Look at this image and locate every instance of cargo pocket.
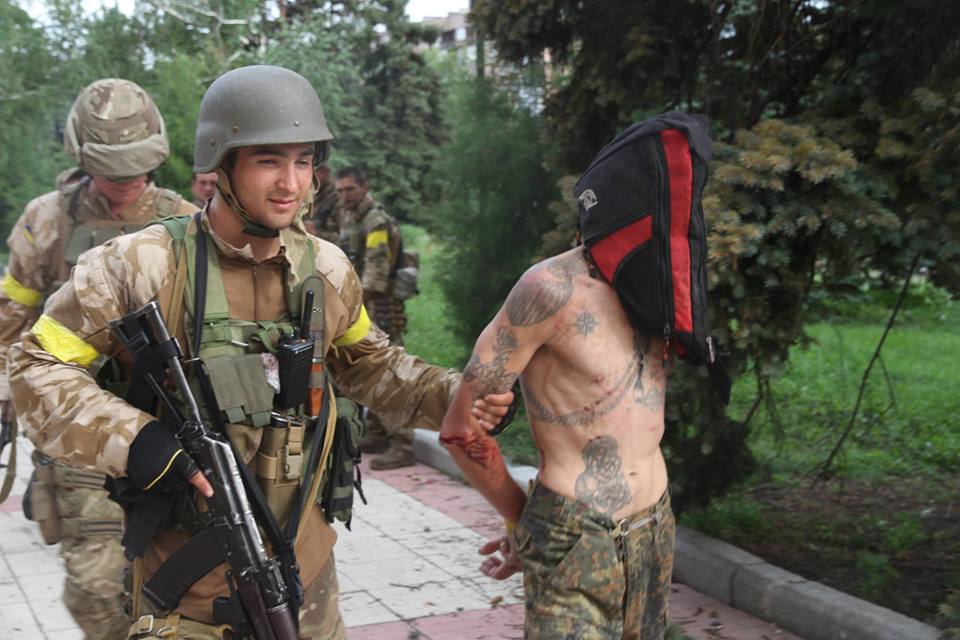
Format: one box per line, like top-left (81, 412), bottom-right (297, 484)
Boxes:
top-left (29, 456), bottom-right (61, 544)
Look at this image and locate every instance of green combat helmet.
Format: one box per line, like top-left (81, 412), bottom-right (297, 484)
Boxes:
top-left (194, 65), bottom-right (334, 238)
top-left (63, 78), bottom-right (169, 179)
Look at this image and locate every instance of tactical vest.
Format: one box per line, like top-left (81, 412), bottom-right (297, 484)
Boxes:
top-left (159, 215), bottom-right (326, 527)
top-left (61, 177), bottom-right (183, 269)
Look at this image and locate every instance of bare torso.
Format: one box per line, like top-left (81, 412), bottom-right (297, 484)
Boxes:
top-left (506, 247), bottom-right (669, 519)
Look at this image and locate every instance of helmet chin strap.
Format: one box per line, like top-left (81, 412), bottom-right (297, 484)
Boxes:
top-left (215, 168), bottom-right (279, 238)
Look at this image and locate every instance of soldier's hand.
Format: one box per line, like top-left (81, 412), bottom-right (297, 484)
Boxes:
top-left (128, 421), bottom-right (212, 497)
top-left (471, 388), bottom-right (515, 432)
top-left (478, 533), bottom-right (522, 580)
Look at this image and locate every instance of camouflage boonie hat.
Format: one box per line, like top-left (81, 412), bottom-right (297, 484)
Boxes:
top-left (64, 78), bottom-right (169, 178)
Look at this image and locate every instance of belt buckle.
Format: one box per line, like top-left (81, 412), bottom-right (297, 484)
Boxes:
top-left (135, 614), bottom-right (155, 634)
top-left (611, 519), bottom-right (628, 537)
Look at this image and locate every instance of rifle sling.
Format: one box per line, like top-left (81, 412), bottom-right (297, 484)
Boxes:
top-left (142, 526), bottom-right (225, 611)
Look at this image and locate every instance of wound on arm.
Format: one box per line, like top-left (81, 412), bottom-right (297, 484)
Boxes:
top-left (439, 431), bottom-right (502, 468)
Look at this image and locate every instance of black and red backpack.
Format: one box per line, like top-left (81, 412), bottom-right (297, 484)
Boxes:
top-left (575, 112), bottom-right (731, 403)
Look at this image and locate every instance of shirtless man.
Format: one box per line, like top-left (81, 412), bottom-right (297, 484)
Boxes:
top-left (440, 245), bottom-right (674, 639)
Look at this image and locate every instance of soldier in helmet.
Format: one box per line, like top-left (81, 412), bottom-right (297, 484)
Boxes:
top-left (0, 78), bottom-right (196, 640)
top-left (336, 166), bottom-right (415, 469)
top-left (10, 65), bottom-right (512, 639)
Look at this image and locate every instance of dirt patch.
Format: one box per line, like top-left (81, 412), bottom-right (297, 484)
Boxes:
top-left (713, 476), bottom-right (960, 624)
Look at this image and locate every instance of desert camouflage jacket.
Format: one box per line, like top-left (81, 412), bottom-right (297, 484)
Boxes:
top-left (0, 174), bottom-right (195, 399)
top-left (8, 210), bottom-right (458, 620)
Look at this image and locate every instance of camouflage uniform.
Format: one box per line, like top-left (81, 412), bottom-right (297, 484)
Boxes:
top-left (9, 213), bottom-right (458, 638)
top-left (0, 79), bottom-right (195, 640)
top-left (514, 482), bottom-right (675, 640)
top-left (340, 196), bottom-right (412, 465)
top-left (304, 180), bottom-right (342, 245)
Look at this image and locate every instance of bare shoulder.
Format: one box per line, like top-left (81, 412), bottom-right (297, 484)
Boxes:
top-left (503, 247), bottom-right (590, 327)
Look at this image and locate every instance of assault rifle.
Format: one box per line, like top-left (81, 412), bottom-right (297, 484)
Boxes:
top-left (110, 301), bottom-right (298, 640)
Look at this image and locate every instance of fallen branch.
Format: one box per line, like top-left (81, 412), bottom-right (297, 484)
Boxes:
top-left (811, 254), bottom-right (920, 487)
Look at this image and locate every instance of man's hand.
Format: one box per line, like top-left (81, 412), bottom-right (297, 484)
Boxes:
top-left (470, 389), bottom-right (514, 431)
top-left (128, 421), bottom-right (213, 497)
top-left (479, 533), bottom-right (522, 580)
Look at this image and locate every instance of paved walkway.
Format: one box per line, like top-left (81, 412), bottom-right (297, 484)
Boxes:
top-left (0, 435), bottom-right (801, 639)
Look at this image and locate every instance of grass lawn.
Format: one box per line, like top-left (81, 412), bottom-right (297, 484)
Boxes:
top-left (401, 224), bottom-right (959, 624)
top-left (683, 290), bottom-right (960, 624)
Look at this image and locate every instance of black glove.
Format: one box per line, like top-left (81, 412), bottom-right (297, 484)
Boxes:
top-left (127, 421), bottom-right (199, 492)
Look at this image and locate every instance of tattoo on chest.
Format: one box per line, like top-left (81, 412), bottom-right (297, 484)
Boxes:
top-left (463, 327), bottom-right (519, 398)
top-left (523, 331), bottom-right (666, 427)
top-left (504, 253), bottom-right (589, 327)
top-left (574, 310), bottom-right (598, 336)
top-left (574, 436), bottom-right (632, 516)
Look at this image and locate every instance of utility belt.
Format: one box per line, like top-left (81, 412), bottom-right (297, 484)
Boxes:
top-left (26, 451), bottom-right (122, 545)
top-left (127, 613), bottom-right (238, 639)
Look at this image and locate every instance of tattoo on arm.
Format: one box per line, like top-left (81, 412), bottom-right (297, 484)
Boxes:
top-left (574, 436), bottom-right (631, 516)
top-left (504, 253), bottom-right (588, 327)
top-left (463, 327), bottom-right (519, 399)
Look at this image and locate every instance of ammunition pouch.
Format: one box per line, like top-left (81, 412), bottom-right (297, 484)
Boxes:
top-left (204, 354), bottom-right (277, 428)
top-left (27, 453), bottom-right (61, 544)
top-left (321, 396), bottom-right (366, 526)
top-left (255, 413), bottom-right (308, 526)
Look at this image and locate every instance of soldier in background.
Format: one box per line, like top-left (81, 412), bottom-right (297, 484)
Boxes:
top-left (0, 79), bottom-right (196, 640)
top-left (190, 171), bottom-right (218, 207)
top-left (303, 163), bottom-right (341, 244)
top-left (336, 167), bottom-right (414, 469)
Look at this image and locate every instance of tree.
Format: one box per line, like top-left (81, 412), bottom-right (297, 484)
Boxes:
top-left (417, 72), bottom-right (559, 340)
top-left (0, 0), bottom-right (70, 241)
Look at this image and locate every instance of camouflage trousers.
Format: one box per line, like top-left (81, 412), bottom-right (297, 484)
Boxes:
top-left (36, 457), bottom-right (128, 640)
top-left (362, 316), bottom-right (411, 446)
top-left (514, 482), bottom-right (675, 640)
top-left (129, 554), bottom-right (346, 639)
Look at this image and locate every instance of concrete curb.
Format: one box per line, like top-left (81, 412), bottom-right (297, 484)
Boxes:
top-left (412, 429), bottom-right (941, 640)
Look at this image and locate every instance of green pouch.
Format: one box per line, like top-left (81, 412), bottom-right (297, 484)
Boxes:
top-left (205, 354), bottom-right (275, 426)
top-left (319, 396), bottom-right (366, 526)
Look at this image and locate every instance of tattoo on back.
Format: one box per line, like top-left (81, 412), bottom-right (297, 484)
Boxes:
top-left (574, 436), bottom-right (631, 516)
top-left (504, 252), bottom-right (588, 327)
top-left (463, 327), bottom-right (519, 399)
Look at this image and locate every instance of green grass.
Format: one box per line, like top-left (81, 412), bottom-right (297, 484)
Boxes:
top-left (728, 317), bottom-right (960, 480)
top-left (401, 224), bottom-right (471, 369)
